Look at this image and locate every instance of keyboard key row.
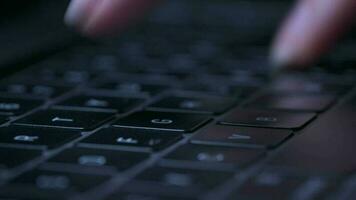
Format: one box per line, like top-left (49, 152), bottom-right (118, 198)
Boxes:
top-left (9, 105), bottom-right (317, 133)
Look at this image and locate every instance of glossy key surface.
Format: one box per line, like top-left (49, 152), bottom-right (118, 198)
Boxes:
top-left (14, 109), bottom-right (114, 130)
top-left (122, 166), bottom-right (233, 198)
top-left (55, 94), bottom-right (144, 113)
top-left (113, 111), bottom-right (210, 132)
top-left (0, 147), bottom-right (41, 170)
top-left (148, 95), bottom-right (235, 114)
top-left (164, 144), bottom-right (265, 168)
top-left (220, 108), bottom-right (316, 129)
top-left (0, 126), bottom-right (81, 149)
top-left (47, 147), bottom-right (149, 171)
top-left (0, 97), bottom-right (43, 115)
top-left (191, 125), bottom-right (292, 148)
top-left (80, 128), bottom-right (182, 150)
top-left (246, 94), bottom-right (335, 112)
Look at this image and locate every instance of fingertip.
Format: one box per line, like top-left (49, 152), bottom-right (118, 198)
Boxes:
top-left (80, 0), bottom-right (159, 38)
top-left (270, 0), bottom-right (356, 71)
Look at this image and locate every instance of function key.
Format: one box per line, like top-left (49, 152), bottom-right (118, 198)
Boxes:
top-left (55, 94), bottom-right (145, 113)
top-left (219, 108), bottom-right (316, 129)
top-left (113, 111), bottom-right (211, 133)
top-left (0, 147), bottom-right (41, 170)
top-left (14, 109), bottom-right (114, 130)
top-left (246, 94), bottom-right (336, 112)
top-left (147, 95), bottom-right (235, 114)
top-left (0, 126), bottom-right (81, 149)
top-left (191, 125), bottom-right (292, 149)
top-left (46, 147), bottom-right (149, 172)
top-left (80, 128), bottom-right (182, 151)
top-left (164, 144), bottom-right (264, 169)
top-left (0, 97), bottom-right (43, 116)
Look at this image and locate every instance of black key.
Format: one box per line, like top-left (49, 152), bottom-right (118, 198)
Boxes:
top-left (228, 85), bottom-right (261, 98)
top-left (246, 94), bottom-right (336, 112)
top-left (0, 83), bottom-right (71, 98)
top-left (80, 128), bottom-right (182, 150)
top-left (0, 97), bottom-right (43, 115)
top-left (270, 76), bottom-right (353, 95)
top-left (98, 81), bottom-right (168, 96)
top-left (14, 109), bottom-right (114, 130)
top-left (0, 115), bottom-right (9, 124)
top-left (55, 94), bottom-right (144, 113)
top-left (0, 126), bottom-right (81, 149)
top-left (37, 69), bottom-right (94, 84)
top-left (164, 144), bottom-right (264, 168)
top-left (0, 147), bottom-right (41, 170)
top-left (147, 95), bottom-right (235, 114)
top-left (113, 111), bottom-right (211, 132)
top-left (8, 169), bottom-right (109, 193)
top-left (180, 83), bottom-right (232, 96)
top-left (122, 167), bottom-right (232, 198)
top-left (220, 108), bottom-right (316, 129)
top-left (191, 125), bottom-right (292, 149)
top-left (107, 192), bottom-right (195, 200)
top-left (47, 147), bottom-right (148, 171)
top-left (0, 186), bottom-right (70, 200)
top-left (228, 171), bottom-right (328, 200)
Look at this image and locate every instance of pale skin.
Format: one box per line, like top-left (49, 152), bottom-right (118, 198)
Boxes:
top-left (64, 0), bottom-right (356, 70)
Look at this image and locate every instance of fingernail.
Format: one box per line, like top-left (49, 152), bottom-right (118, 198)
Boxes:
top-left (64, 0), bottom-right (93, 27)
top-left (270, 1), bottom-right (311, 70)
top-left (270, 43), bottom-right (296, 71)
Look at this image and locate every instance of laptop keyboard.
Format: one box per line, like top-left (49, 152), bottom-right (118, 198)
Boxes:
top-left (0, 1), bottom-right (356, 200)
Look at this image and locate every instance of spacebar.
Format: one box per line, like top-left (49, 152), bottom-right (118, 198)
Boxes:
top-left (268, 94), bottom-right (356, 174)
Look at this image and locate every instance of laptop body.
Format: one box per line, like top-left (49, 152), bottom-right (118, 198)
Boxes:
top-left (0, 0), bottom-right (355, 199)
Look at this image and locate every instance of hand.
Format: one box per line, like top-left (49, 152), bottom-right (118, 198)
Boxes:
top-left (64, 0), bottom-right (356, 69)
